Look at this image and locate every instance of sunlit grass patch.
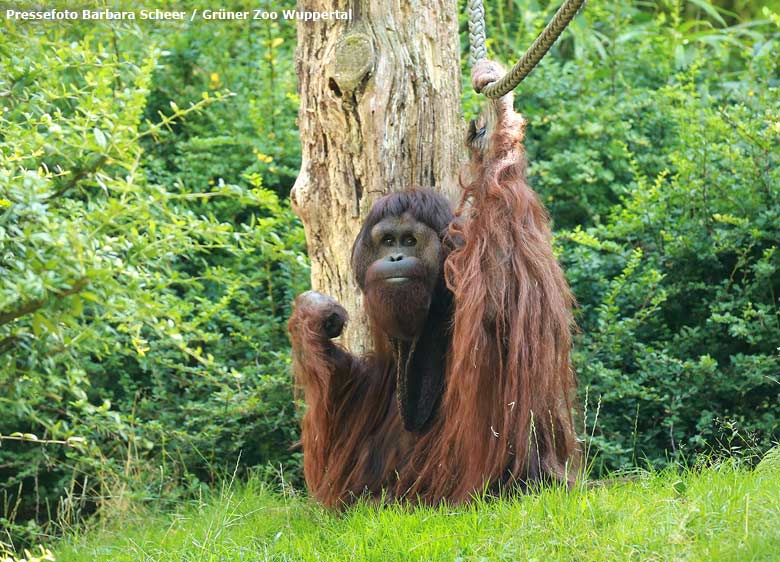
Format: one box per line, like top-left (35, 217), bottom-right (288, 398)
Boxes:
top-left (55, 458), bottom-right (780, 561)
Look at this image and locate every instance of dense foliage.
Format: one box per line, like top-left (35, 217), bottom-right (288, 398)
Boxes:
top-left (0, 6), bottom-right (306, 549)
top-left (1, 0), bottom-right (778, 552)
top-left (516, 1), bottom-right (780, 473)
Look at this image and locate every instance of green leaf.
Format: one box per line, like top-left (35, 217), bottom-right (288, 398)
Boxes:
top-left (93, 127), bottom-right (107, 148)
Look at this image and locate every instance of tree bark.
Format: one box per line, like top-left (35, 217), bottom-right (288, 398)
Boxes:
top-left (292, 0), bottom-right (465, 353)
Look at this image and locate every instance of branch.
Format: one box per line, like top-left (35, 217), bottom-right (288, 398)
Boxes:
top-left (0, 432), bottom-right (86, 448)
top-left (0, 278), bottom-right (89, 326)
top-left (47, 155), bottom-right (108, 200)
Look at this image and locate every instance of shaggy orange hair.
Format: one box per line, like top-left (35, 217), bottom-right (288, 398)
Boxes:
top-left (289, 60), bottom-right (578, 507)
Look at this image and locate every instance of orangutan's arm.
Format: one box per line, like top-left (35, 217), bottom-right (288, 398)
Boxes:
top-left (288, 290), bottom-right (355, 396)
top-left (437, 60), bottom-right (579, 497)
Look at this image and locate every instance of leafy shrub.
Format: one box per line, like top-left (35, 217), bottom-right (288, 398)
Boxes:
top-left (512, 3), bottom-right (780, 472)
top-left (0, 17), bottom-right (306, 547)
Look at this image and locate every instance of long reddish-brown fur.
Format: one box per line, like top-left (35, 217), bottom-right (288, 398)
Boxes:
top-left (289, 60), bottom-right (578, 508)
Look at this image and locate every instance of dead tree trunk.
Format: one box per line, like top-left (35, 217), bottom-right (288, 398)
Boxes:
top-left (292, 0), bottom-right (465, 352)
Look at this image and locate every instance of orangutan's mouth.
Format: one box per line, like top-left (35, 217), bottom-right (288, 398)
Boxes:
top-left (384, 276), bottom-right (411, 283)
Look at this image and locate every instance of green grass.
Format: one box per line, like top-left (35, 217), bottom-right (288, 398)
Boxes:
top-left (55, 460), bottom-right (780, 561)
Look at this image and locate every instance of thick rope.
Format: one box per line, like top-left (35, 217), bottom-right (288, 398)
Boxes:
top-left (467, 0), bottom-right (587, 98)
top-left (467, 0), bottom-right (487, 66)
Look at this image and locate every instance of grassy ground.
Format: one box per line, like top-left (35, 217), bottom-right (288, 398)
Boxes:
top-left (55, 460), bottom-right (780, 562)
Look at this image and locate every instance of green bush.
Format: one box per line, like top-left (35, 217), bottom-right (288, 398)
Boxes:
top-left (0, 17), bottom-right (306, 547)
top-left (510, 3), bottom-right (780, 472)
